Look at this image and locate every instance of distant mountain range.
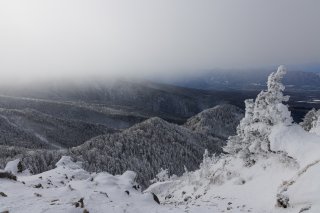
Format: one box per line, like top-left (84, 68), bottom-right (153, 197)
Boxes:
top-left (168, 70), bottom-right (320, 91)
top-left (0, 108), bottom-right (113, 149)
top-left (0, 79), bottom-right (318, 150)
top-left (0, 80), bottom-right (252, 150)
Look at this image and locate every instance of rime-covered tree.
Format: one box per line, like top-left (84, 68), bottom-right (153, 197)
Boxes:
top-left (224, 99), bottom-right (254, 158)
top-left (224, 66), bottom-right (293, 160)
top-left (310, 114), bottom-right (320, 135)
top-left (300, 108), bottom-right (320, 132)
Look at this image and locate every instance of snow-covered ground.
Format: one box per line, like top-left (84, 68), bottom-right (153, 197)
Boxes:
top-left (0, 156), bottom-right (165, 213)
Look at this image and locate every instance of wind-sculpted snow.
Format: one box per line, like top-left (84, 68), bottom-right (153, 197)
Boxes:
top-left (270, 124), bottom-right (320, 167)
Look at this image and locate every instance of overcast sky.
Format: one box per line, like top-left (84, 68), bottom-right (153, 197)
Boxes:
top-left (0, 0), bottom-right (319, 83)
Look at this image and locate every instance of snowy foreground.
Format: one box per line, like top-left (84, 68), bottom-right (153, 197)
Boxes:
top-left (0, 156), bottom-right (165, 213)
top-left (1, 124), bottom-right (320, 213)
top-left (1, 66), bottom-right (320, 213)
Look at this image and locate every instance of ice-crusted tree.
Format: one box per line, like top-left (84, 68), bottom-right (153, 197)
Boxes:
top-left (150, 168), bottom-right (170, 183)
top-left (300, 108), bottom-right (320, 131)
top-left (224, 66), bottom-right (293, 160)
top-left (224, 99), bottom-right (255, 158)
top-left (310, 115), bottom-right (320, 135)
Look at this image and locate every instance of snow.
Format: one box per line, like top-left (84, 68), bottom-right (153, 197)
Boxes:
top-left (146, 122), bottom-right (320, 212)
top-left (280, 162), bottom-right (320, 212)
top-left (3, 151), bottom-right (317, 213)
top-left (4, 159), bottom-right (21, 175)
top-left (146, 154), bottom-right (300, 212)
top-left (270, 124), bottom-right (320, 167)
top-left (0, 156), bottom-right (164, 213)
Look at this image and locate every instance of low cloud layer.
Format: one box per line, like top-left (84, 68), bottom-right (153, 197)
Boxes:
top-left (0, 0), bottom-right (319, 83)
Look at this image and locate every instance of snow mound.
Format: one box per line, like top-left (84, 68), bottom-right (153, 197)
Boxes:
top-left (4, 159), bottom-right (22, 175)
top-left (270, 124), bottom-right (320, 167)
top-left (55, 156), bottom-right (83, 170)
top-left (0, 157), bottom-right (162, 213)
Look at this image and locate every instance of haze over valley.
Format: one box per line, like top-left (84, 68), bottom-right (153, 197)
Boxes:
top-left (1, 1), bottom-right (320, 213)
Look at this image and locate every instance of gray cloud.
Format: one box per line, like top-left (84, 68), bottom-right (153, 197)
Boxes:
top-left (0, 0), bottom-right (319, 83)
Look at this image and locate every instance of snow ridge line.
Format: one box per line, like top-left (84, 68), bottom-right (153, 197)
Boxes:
top-left (279, 159), bottom-right (320, 193)
top-left (277, 158), bottom-right (320, 210)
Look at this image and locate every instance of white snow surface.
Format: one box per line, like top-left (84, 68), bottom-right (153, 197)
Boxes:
top-left (0, 156), bottom-right (163, 213)
top-left (270, 124), bottom-right (320, 167)
top-left (4, 159), bottom-right (21, 175)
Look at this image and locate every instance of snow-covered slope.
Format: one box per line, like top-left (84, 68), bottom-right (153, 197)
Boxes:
top-left (184, 104), bottom-right (244, 139)
top-left (0, 104), bottom-right (242, 185)
top-left (70, 117), bottom-right (225, 187)
top-left (0, 157), bottom-right (163, 213)
top-left (147, 122), bottom-right (320, 212)
top-left (0, 108), bottom-right (111, 149)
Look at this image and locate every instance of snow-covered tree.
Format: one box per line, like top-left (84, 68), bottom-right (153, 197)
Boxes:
top-left (224, 66), bottom-right (293, 160)
top-left (310, 115), bottom-right (320, 135)
top-left (150, 168), bottom-right (170, 183)
top-left (300, 108), bottom-right (320, 132)
top-left (224, 99), bottom-right (254, 158)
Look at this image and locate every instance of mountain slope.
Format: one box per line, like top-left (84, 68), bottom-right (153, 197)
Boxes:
top-left (0, 104), bottom-right (242, 186)
top-left (0, 95), bottom-right (147, 129)
top-left (184, 104), bottom-right (244, 139)
top-left (0, 108), bottom-right (114, 149)
top-left (0, 80), bottom-right (235, 123)
top-left (70, 117), bottom-right (225, 187)
top-left (0, 114), bottom-right (48, 149)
